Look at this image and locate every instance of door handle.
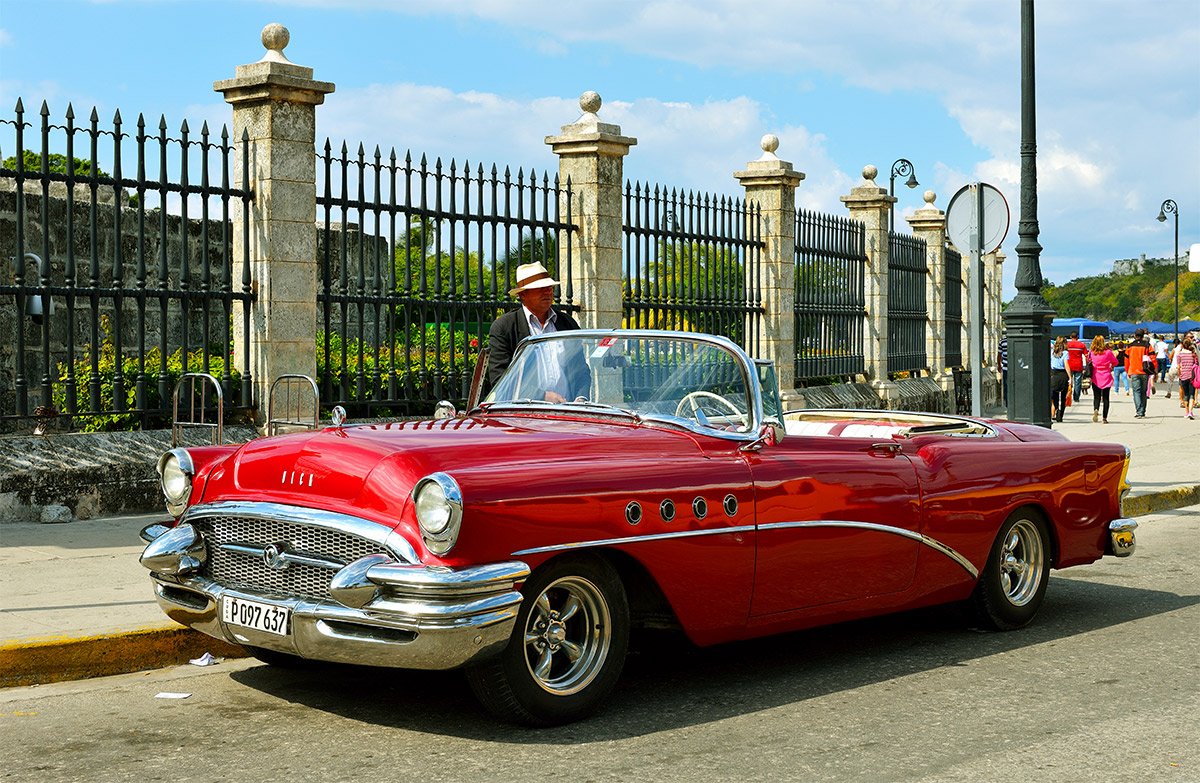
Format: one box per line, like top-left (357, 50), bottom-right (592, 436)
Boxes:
top-left (869, 442), bottom-right (901, 456)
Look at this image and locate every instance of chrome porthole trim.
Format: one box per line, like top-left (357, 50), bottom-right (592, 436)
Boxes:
top-left (659, 499), bottom-right (676, 523)
top-left (692, 497), bottom-right (708, 520)
top-left (723, 494), bottom-right (738, 517)
top-left (758, 519), bottom-right (979, 579)
top-left (625, 501), bottom-right (643, 526)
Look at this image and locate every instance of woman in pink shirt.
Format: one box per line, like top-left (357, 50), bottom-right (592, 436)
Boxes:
top-left (1175, 336), bottom-right (1199, 420)
top-left (1088, 335), bottom-right (1118, 423)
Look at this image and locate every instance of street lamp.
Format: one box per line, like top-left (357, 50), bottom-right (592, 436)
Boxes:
top-left (889, 158), bottom-right (919, 233)
top-left (1156, 198), bottom-right (1179, 340)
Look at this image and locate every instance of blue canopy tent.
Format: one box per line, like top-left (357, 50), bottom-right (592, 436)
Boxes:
top-left (1106, 321), bottom-right (1137, 335)
top-left (1137, 321), bottom-right (1173, 334)
top-left (1176, 319), bottom-right (1200, 333)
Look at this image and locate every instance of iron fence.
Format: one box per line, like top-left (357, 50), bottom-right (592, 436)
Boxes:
top-left (317, 143), bottom-right (575, 415)
top-left (944, 244), bottom-right (964, 368)
top-left (794, 208), bottom-right (867, 381)
top-left (0, 99), bottom-right (254, 431)
top-left (621, 182), bottom-right (763, 355)
top-left (887, 232), bottom-right (929, 375)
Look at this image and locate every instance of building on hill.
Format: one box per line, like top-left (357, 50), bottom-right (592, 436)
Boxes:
top-left (1112, 253), bottom-right (1179, 276)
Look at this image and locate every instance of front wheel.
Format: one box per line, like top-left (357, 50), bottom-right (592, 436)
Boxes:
top-left (971, 512), bottom-right (1051, 630)
top-left (466, 555), bottom-right (629, 726)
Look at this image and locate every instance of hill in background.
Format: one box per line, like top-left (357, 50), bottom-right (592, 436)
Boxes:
top-left (1031, 254), bottom-right (1198, 322)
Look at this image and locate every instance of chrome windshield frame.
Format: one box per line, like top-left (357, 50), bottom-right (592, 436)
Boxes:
top-left (475, 329), bottom-right (768, 443)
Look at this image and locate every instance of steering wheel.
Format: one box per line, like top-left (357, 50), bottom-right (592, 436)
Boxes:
top-left (675, 391), bottom-right (747, 427)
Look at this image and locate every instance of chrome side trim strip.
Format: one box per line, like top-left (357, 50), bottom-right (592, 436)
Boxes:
top-left (511, 524), bottom-right (758, 557)
top-left (509, 518), bottom-right (978, 580)
top-left (758, 520), bottom-right (979, 579)
top-left (184, 501), bottom-right (420, 565)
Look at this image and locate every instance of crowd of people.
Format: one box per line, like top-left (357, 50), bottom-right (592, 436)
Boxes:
top-left (1050, 328), bottom-right (1200, 423)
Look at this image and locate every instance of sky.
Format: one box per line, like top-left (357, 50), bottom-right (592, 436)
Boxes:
top-left (1, 0), bottom-right (1198, 302)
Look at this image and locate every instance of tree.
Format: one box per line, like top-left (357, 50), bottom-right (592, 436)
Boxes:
top-left (2, 150), bottom-right (108, 178)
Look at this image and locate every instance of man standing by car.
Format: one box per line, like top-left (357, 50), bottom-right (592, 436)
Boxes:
top-left (487, 262), bottom-right (582, 398)
top-left (1066, 332), bottom-right (1089, 403)
top-left (1126, 328), bottom-right (1154, 419)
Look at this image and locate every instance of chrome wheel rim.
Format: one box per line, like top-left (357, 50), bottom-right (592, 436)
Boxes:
top-left (523, 575), bottom-right (611, 696)
top-left (999, 519), bottom-right (1045, 606)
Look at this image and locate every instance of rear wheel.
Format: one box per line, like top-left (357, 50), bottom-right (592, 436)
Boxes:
top-left (972, 511), bottom-right (1051, 630)
top-left (467, 555), bottom-right (629, 726)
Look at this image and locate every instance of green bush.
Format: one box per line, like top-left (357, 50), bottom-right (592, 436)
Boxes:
top-left (54, 342), bottom-right (241, 432)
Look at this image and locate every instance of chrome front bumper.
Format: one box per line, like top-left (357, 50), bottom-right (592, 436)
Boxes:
top-left (141, 523), bottom-right (529, 670)
top-left (1108, 518), bottom-right (1137, 557)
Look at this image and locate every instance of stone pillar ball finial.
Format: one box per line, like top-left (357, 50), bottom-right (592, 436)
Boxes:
top-left (862, 164), bottom-right (878, 183)
top-left (924, 190), bottom-right (936, 206)
top-left (579, 91), bottom-right (602, 114)
top-left (259, 23), bottom-right (292, 64)
top-left (757, 134), bottom-right (781, 162)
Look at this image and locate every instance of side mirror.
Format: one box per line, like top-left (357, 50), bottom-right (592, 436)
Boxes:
top-left (741, 417), bottom-right (785, 452)
top-left (433, 400), bottom-right (457, 420)
top-left (762, 417), bottom-right (785, 446)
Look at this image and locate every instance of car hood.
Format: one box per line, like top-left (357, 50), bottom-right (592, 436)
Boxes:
top-left (197, 414), bottom-right (713, 528)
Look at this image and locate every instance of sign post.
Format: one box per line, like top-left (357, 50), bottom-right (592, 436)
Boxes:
top-left (946, 183), bottom-right (1010, 416)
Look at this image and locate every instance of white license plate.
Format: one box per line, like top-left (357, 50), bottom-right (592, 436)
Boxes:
top-left (222, 596), bottom-right (290, 636)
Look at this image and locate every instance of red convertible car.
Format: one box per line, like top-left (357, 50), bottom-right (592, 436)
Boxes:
top-left (141, 330), bottom-right (1137, 725)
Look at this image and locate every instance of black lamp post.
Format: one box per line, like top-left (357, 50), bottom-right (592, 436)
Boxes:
top-left (889, 158), bottom-right (919, 233)
top-left (1002, 0), bottom-right (1056, 428)
top-left (1156, 199), bottom-right (1179, 340)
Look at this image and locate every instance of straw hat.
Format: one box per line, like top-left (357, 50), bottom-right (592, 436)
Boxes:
top-left (508, 262), bottom-right (560, 296)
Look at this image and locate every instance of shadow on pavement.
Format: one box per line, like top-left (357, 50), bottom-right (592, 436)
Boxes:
top-left (228, 577), bottom-right (1198, 742)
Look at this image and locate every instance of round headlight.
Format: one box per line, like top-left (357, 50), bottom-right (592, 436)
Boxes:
top-left (157, 449), bottom-right (194, 516)
top-left (413, 472), bottom-right (463, 555)
top-left (415, 481), bottom-right (451, 534)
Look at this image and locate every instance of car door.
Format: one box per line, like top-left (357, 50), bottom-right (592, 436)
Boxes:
top-left (746, 429), bottom-right (923, 617)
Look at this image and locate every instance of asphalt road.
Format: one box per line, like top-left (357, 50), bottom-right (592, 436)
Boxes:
top-left (3, 505), bottom-right (1198, 783)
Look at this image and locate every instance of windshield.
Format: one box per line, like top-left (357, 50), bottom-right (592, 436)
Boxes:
top-left (484, 332), bottom-right (760, 434)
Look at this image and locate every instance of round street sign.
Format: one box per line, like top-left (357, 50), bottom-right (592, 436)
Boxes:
top-left (946, 183), bottom-right (1010, 254)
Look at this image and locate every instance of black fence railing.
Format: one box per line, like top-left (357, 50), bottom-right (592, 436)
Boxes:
top-left (0, 99), bottom-right (255, 432)
top-left (621, 183), bottom-right (763, 355)
top-left (794, 208), bottom-right (867, 381)
top-left (887, 232), bottom-right (929, 375)
top-left (316, 144), bottom-right (575, 415)
top-left (944, 244), bottom-right (964, 368)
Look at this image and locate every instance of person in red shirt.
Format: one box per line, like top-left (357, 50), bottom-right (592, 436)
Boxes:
top-left (1125, 328), bottom-right (1154, 418)
top-left (1065, 333), bottom-right (1089, 403)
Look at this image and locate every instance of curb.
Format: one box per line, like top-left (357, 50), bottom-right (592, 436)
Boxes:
top-left (1124, 484), bottom-right (1200, 518)
top-left (0, 625), bottom-right (247, 688)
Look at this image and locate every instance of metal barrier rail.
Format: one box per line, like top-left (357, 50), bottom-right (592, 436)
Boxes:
top-left (316, 146), bottom-right (576, 416)
top-left (621, 182), bottom-right (764, 355)
top-left (0, 99), bottom-right (255, 428)
top-left (794, 208), bottom-right (868, 381)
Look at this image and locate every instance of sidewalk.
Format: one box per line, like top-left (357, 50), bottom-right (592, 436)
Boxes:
top-left (2, 388), bottom-right (1198, 687)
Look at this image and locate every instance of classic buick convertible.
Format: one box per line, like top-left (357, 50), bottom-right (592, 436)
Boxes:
top-left (141, 330), bottom-right (1137, 725)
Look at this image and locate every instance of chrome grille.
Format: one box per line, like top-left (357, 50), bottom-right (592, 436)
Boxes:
top-left (193, 514), bottom-right (389, 600)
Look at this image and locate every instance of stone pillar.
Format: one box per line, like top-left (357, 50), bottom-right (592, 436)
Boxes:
top-left (546, 92), bottom-right (636, 329)
top-left (734, 135), bottom-right (804, 403)
top-left (214, 24), bottom-right (334, 423)
top-left (840, 166), bottom-right (897, 401)
top-left (906, 190), bottom-right (949, 386)
top-left (988, 249), bottom-right (1006, 403)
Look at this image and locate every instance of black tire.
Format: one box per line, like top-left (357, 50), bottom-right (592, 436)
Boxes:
top-left (972, 511), bottom-right (1051, 630)
top-left (466, 555), bottom-right (630, 726)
